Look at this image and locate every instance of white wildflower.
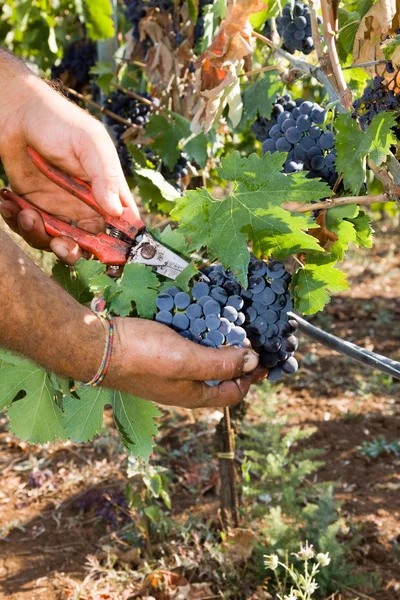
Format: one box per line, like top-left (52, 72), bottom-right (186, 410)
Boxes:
top-left (304, 580), bottom-right (319, 595)
top-left (292, 541), bottom-right (315, 561)
top-left (264, 553), bottom-right (279, 570)
top-left (316, 552), bottom-right (331, 567)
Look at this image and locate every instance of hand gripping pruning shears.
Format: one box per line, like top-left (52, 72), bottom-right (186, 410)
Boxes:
top-left (0, 147), bottom-right (188, 280)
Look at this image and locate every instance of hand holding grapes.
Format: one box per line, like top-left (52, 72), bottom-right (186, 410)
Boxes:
top-left (0, 50), bottom-right (137, 265)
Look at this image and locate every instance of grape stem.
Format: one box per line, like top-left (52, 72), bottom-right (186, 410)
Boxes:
top-left (282, 193), bottom-right (388, 213)
top-left (57, 82), bottom-right (139, 129)
top-left (111, 83), bottom-right (157, 108)
top-left (309, 0), bottom-right (325, 65)
top-left (320, 0), bottom-right (352, 109)
top-left (252, 30), bottom-right (345, 110)
top-left (239, 64), bottom-right (283, 78)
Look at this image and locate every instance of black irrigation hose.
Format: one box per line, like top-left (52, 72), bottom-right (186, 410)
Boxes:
top-left (288, 312), bottom-right (400, 380)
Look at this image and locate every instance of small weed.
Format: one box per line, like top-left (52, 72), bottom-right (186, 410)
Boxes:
top-left (358, 436), bottom-right (400, 458)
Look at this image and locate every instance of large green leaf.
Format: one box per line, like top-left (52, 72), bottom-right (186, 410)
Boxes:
top-left (335, 113), bottom-right (397, 194)
top-left (291, 254), bottom-right (349, 314)
top-left (52, 260), bottom-right (105, 303)
top-left (0, 354), bottom-right (66, 443)
top-left (111, 391), bottom-right (161, 461)
top-left (83, 0), bottom-right (115, 40)
top-left (171, 151), bottom-right (328, 286)
top-left (63, 387), bottom-right (113, 443)
top-left (242, 74), bottom-right (282, 122)
top-left (107, 263), bottom-right (160, 318)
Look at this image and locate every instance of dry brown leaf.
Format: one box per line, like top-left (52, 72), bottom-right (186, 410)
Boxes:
top-left (353, 0), bottom-right (400, 82)
top-left (221, 527), bottom-right (258, 564)
top-left (190, 0), bottom-right (265, 133)
top-left (308, 210), bottom-right (338, 248)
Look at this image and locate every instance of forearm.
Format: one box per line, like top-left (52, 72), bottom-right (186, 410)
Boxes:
top-left (0, 227), bottom-right (104, 382)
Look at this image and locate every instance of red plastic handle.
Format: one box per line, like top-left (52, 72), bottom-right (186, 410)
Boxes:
top-left (0, 188), bottom-right (131, 265)
top-left (27, 147), bottom-right (145, 240)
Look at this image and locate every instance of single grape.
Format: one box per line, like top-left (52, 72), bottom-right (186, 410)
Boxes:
top-left (248, 275), bottom-right (266, 294)
top-left (309, 126), bottom-right (322, 139)
top-left (172, 313), bottom-right (190, 331)
top-left (276, 137), bottom-right (292, 152)
top-left (244, 306), bottom-right (257, 323)
top-left (250, 316), bottom-right (268, 335)
top-left (200, 338), bottom-right (217, 348)
top-left (281, 356), bottom-right (299, 374)
top-left (282, 334), bottom-right (299, 353)
top-left (174, 292), bottom-right (191, 309)
top-left (271, 279), bottom-right (288, 294)
top-left (210, 286), bottom-right (228, 304)
top-left (205, 314), bottom-right (221, 330)
top-left (186, 303), bottom-right (203, 319)
top-left (226, 326), bottom-right (247, 345)
top-left (203, 299), bottom-right (222, 317)
top-left (227, 295), bottom-right (244, 310)
top-left (311, 155), bottom-right (325, 170)
top-left (235, 312), bottom-right (246, 326)
top-left (207, 329), bottom-right (225, 346)
top-left (223, 306), bottom-right (238, 322)
top-left (281, 118), bottom-right (296, 133)
top-left (285, 126), bottom-right (302, 144)
top-left (191, 317), bottom-right (207, 334)
top-left (269, 124), bottom-right (283, 139)
top-left (156, 293), bottom-right (174, 311)
top-left (268, 365), bottom-right (282, 382)
top-left (156, 310), bottom-right (173, 326)
top-left (319, 132), bottom-right (335, 150)
top-left (165, 286), bottom-right (180, 297)
top-left (218, 317), bottom-right (232, 336)
top-left (260, 351), bottom-right (279, 368)
top-left (192, 281), bottom-right (210, 299)
top-left (296, 114), bottom-right (312, 132)
top-left (262, 139), bottom-right (277, 154)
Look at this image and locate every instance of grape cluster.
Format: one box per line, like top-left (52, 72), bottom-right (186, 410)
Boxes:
top-left (353, 76), bottom-right (400, 132)
top-left (155, 259), bottom-right (299, 384)
top-left (104, 90), bottom-right (153, 177)
top-left (253, 95), bottom-right (338, 188)
top-left (276, 2), bottom-right (316, 55)
top-left (51, 39), bottom-right (97, 91)
top-left (145, 149), bottom-right (190, 194)
top-left (124, 0), bottom-right (174, 43)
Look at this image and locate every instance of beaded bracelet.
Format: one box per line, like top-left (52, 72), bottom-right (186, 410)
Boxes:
top-left (81, 296), bottom-right (114, 388)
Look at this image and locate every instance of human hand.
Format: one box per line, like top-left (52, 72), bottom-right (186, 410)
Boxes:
top-left (0, 58), bottom-right (136, 265)
top-left (104, 318), bottom-right (267, 407)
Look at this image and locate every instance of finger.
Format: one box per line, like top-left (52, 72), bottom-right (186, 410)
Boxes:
top-left (50, 236), bottom-right (83, 265)
top-left (17, 209), bottom-right (53, 250)
top-left (0, 199), bottom-right (23, 232)
top-left (171, 342), bottom-right (260, 382)
top-left (119, 172), bottom-right (140, 216)
top-left (76, 216), bottom-right (105, 234)
top-left (74, 125), bottom-right (125, 218)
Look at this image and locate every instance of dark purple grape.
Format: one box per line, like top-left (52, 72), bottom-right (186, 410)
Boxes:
top-left (156, 293), bottom-right (174, 311)
top-left (156, 310), bottom-right (173, 325)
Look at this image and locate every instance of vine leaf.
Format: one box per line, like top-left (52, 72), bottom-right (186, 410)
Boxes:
top-left (83, 0), bottom-right (115, 40)
top-left (325, 205), bottom-right (373, 259)
top-left (147, 115), bottom-right (186, 170)
top-left (111, 391), bottom-right (161, 461)
top-left (63, 387), bottom-right (113, 443)
top-left (53, 260), bottom-right (104, 304)
top-left (242, 74), bottom-right (282, 122)
top-left (107, 263), bottom-right (160, 318)
top-left (335, 112), bottom-right (397, 194)
top-left (291, 255), bottom-right (349, 315)
top-left (0, 353), bottom-right (66, 443)
top-left (171, 151), bottom-right (328, 286)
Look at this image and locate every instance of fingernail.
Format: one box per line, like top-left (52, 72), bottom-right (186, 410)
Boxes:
top-left (0, 207), bottom-right (13, 220)
top-left (19, 214), bottom-right (34, 231)
top-left (243, 350), bottom-right (259, 372)
top-left (109, 193), bottom-right (122, 216)
top-left (52, 244), bottom-right (69, 258)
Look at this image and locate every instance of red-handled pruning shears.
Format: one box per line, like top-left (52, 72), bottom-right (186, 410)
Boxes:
top-left (0, 147), bottom-right (188, 279)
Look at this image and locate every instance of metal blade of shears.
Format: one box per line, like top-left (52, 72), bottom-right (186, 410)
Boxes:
top-left (127, 232), bottom-right (189, 279)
